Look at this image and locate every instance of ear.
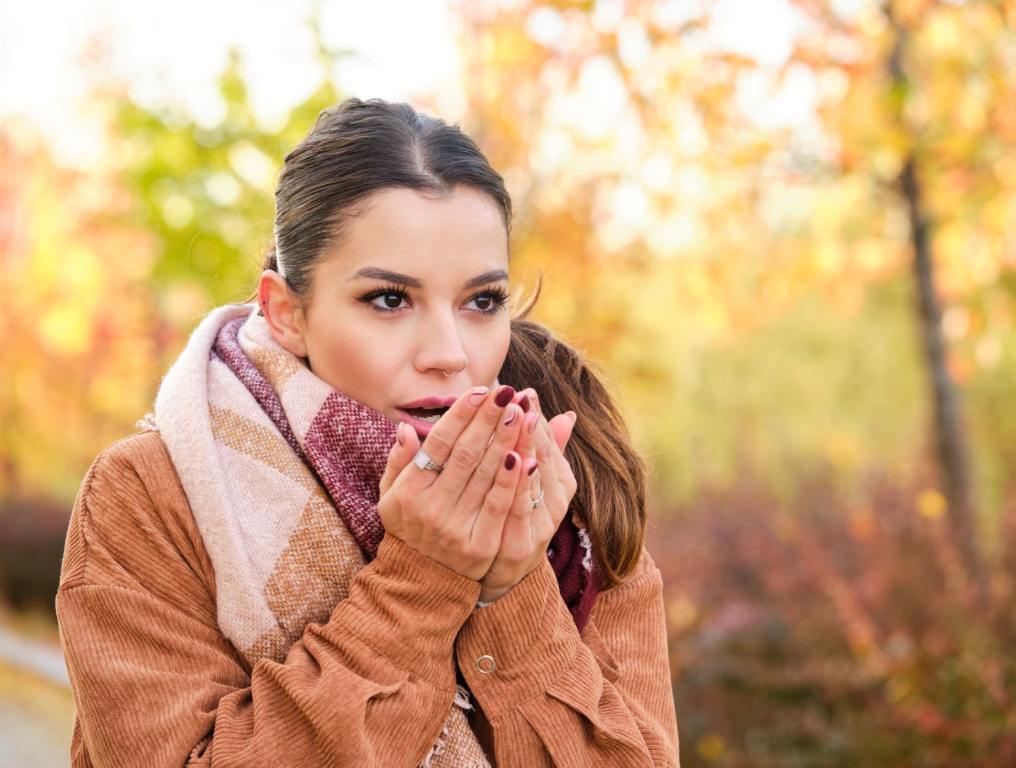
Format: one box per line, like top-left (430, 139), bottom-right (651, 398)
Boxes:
top-left (258, 270), bottom-right (308, 358)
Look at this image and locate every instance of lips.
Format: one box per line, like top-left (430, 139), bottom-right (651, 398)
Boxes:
top-left (395, 395), bottom-right (459, 440)
top-left (398, 396), bottom-right (458, 410)
top-left (395, 409), bottom-right (441, 439)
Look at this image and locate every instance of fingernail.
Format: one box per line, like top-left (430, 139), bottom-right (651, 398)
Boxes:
top-left (468, 386), bottom-right (489, 406)
top-left (519, 395), bottom-right (530, 413)
top-left (504, 452), bottom-right (517, 470)
top-left (527, 463), bottom-right (538, 476)
top-left (396, 422), bottom-right (405, 446)
top-left (494, 385), bottom-right (516, 407)
top-left (567, 411), bottom-right (577, 424)
top-left (502, 405), bottom-right (518, 427)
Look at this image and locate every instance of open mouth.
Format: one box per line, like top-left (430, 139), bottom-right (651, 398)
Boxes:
top-left (402, 406), bottom-right (451, 424)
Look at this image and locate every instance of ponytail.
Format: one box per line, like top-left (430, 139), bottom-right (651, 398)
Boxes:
top-left (502, 281), bottom-right (648, 587)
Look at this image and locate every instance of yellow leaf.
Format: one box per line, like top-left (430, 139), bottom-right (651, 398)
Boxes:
top-left (697, 733), bottom-right (726, 762)
top-left (917, 489), bottom-right (946, 520)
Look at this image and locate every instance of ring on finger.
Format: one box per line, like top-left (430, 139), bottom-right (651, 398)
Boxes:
top-left (413, 448), bottom-right (444, 473)
top-left (530, 485), bottom-right (545, 509)
top-left (529, 471), bottom-right (544, 507)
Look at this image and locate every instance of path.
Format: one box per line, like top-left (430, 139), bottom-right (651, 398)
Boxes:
top-left (0, 626), bottom-right (74, 767)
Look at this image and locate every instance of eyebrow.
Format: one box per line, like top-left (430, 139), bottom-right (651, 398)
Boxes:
top-left (348, 267), bottom-right (509, 289)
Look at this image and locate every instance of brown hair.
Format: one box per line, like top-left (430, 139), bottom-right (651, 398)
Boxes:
top-left (254, 97), bottom-right (646, 586)
top-left (501, 300), bottom-right (648, 587)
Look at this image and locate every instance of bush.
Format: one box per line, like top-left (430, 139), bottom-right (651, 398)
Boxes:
top-left (0, 495), bottom-right (68, 614)
top-left (652, 463), bottom-right (1016, 768)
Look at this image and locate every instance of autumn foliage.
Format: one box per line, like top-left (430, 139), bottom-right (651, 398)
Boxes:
top-left (653, 462), bottom-right (1016, 766)
top-left (2, 0), bottom-right (1015, 764)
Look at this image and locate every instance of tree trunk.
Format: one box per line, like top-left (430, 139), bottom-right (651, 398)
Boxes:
top-left (886, 1), bottom-right (984, 595)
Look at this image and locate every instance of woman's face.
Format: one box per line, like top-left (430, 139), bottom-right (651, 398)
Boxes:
top-left (266, 185), bottom-right (511, 441)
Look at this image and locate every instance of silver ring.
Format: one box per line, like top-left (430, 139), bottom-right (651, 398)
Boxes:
top-left (413, 449), bottom-right (444, 473)
top-left (530, 486), bottom-right (545, 509)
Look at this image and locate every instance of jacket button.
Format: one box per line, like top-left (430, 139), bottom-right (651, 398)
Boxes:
top-left (476, 655), bottom-right (496, 674)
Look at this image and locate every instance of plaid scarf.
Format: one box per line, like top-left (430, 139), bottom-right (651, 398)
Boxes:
top-left (151, 302), bottom-right (598, 766)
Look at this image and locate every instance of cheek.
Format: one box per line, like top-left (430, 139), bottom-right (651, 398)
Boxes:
top-left (305, 313), bottom-right (399, 391)
top-left (469, 319), bottom-right (511, 375)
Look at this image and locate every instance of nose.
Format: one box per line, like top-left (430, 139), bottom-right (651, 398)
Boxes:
top-left (414, 308), bottom-right (469, 377)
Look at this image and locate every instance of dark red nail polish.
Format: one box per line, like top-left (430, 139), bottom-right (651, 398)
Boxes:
top-left (494, 385), bottom-right (515, 407)
top-left (504, 452), bottom-right (517, 470)
top-left (527, 463), bottom-right (538, 476)
top-left (519, 395), bottom-right (530, 413)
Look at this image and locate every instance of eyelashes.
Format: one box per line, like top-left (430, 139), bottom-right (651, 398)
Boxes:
top-left (358, 283), bottom-right (510, 316)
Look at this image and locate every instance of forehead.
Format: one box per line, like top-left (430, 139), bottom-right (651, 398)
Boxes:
top-left (333, 185), bottom-right (508, 273)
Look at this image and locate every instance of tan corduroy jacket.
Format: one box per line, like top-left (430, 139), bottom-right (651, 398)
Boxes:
top-left (55, 430), bottom-right (680, 767)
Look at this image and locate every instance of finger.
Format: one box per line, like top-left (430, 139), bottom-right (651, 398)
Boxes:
top-left (498, 458), bottom-right (537, 564)
top-left (512, 414), bottom-right (544, 540)
top-left (521, 388), bottom-right (541, 417)
top-left (519, 389), bottom-right (571, 453)
top-left (510, 409), bottom-right (577, 541)
top-left (469, 450), bottom-right (523, 554)
top-left (528, 417), bottom-right (568, 532)
top-left (403, 385), bottom-right (492, 490)
top-left (548, 411), bottom-right (577, 453)
top-left (513, 389), bottom-right (531, 414)
top-left (550, 440), bottom-right (578, 507)
top-left (455, 401), bottom-right (525, 519)
top-left (500, 412), bottom-right (538, 546)
top-left (533, 419), bottom-right (560, 492)
top-left (380, 421), bottom-right (421, 496)
top-left (516, 411), bottom-right (540, 477)
top-left (520, 412), bottom-right (570, 481)
top-left (548, 413), bottom-right (578, 488)
top-left (517, 413), bottom-right (574, 488)
top-left (434, 384), bottom-right (516, 500)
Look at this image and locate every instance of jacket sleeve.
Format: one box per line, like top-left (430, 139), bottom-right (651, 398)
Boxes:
top-left (55, 438), bottom-right (481, 767)
top-left (454, 549), bottom-right (680, 767)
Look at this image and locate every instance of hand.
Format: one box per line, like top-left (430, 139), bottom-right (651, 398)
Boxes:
top-left (377, 384), bottom-right (527, 579)
top-left (478, 389), bottom-right (579, 603)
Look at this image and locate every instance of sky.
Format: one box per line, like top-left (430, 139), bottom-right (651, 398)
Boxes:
top-left (0, 0), bottom-right (463, 165)
top-left (0, 0), bottom-right (809, 168)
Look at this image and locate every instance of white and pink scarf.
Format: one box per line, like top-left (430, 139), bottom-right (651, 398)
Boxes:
top-left (148, 302), bottom-right (598, 765)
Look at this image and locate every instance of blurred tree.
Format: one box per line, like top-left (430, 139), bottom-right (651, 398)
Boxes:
top-left (112, 49), bottom-right (342, 324)
top-left (883, 0), bottom-right (981, 592)
top-left (453, 0), bottom-right (1016, 575)
top-left (0, 38), bottom-right (345, 503)
top-left (785, 0), bottom-right (1016, 598)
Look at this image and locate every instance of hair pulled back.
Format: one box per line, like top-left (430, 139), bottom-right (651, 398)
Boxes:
top-left (258, 97), bottom-right (646, 586)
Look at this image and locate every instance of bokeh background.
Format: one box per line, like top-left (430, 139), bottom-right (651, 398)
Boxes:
top-left (2, 0), bottom-right (1015, 765)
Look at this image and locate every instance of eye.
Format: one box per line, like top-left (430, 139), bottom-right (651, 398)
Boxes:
top-left (357, 284), bottom-right (510, 315)
top-left (467, 287), bottom-right (510, 315)
top-left (358, 285), bottom-right (411, 313)
top-left (375, 290), bottom-right (407, 311)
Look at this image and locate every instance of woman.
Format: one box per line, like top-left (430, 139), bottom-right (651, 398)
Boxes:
top-left (56, 98), bottom-right (680, 767)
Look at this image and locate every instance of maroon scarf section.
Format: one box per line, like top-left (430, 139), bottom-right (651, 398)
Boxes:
top-left (213, 315), bottom-right (600, 630)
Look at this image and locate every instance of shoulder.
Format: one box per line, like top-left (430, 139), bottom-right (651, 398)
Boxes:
top-left (60, 430), bottom-right (216, 611)
top-left (609, 546), bottom-right (663, 589)
top-left (74, 430), bottom-right (187, 536)
top-left (85, 429), bottom-right (177, 490)
top-left (579, 546), bottom-right (667, 679)
top-left (593, 547), bottom-right (664, 613)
